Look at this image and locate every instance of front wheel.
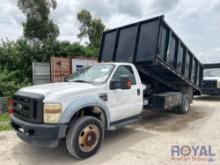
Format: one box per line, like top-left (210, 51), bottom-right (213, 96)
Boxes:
top-left (66, 116), bottom-right (104, 159)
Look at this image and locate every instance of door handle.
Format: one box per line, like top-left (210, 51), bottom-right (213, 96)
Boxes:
top-left (137, 89), bottom-right (140, 96)
top-left (99, 93), bottom-right (108, 101)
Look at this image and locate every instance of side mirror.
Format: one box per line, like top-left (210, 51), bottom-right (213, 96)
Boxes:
top-left (110, 80), bottom-right (121, 90)
top-left (110, 75), bottom-right (131, 90)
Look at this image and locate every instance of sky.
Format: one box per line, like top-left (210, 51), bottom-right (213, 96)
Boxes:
top-left (0, 0), bottom-right (220, 63)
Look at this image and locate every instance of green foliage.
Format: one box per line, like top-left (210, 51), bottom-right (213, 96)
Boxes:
top-left (0, 113), bottom-right (9, 122)
top-left (41, 40), bottom-right (99, 59)
top-left (0, 124), bottom-right (11, 131)
top-left (17, 0), bottom-right (59, 42)
top-left (0, 3), bottom-right (103, 97)
top-left (0, 39), bottom-right (98, 97)
top-left (0, 113), bottom-right (11, 131)
top-left (77, 9), bottom-right (106, 48)
top-left (0, 69), bottom-right (30, 97)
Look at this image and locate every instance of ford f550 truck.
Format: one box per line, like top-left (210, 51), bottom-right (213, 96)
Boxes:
top-left (11, 16), bottom-right (203, 159)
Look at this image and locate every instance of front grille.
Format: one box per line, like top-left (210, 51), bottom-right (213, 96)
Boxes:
top-left (202, 80), bottom-right (217, 89)
top-left (13, 92), bottom-right (44, 123)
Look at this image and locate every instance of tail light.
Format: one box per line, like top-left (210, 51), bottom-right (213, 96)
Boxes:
top-left (8, 99), bottom-right (14, 116)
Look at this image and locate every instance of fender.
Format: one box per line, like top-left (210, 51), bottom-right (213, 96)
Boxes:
top-left (59, 96), bottom-right (111, 129)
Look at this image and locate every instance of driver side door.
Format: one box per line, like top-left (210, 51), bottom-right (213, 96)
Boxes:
top-left (107, 65), bottom-right (142, 122)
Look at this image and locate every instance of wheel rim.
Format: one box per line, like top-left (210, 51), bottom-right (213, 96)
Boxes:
top-left (185, 98), bottom-right (189, 112)
top-left (78, 124), bottom-right (100, 152)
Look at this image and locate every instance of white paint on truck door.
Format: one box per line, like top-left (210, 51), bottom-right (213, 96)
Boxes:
top-left (107, 65), bottom-right (143, 122)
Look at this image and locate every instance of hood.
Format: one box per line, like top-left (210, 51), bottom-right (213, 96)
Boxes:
top-left (19, 82), bottom-right (107, 112)
top-left (19, 82), bottom-right (100, 97)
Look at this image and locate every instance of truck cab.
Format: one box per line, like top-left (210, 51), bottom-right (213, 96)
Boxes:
top-left (202, 63), bottom-right (220, 95)
top-left (11, 63), bottom-right (144, 159)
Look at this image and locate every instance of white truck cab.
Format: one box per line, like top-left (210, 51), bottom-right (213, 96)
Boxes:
top-left (11, 63), bottom-right (145, 159)
top-left (202, 64), bottom-right (220, 95)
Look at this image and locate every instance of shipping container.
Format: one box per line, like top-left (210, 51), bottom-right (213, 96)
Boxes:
top-left (99, 15), bottom-right (203, 94)
top-left (50, 57), bottom-right (72, 83)
top-left (72, 58), bottom-right (97, 73)
top-left (32, 62), bottom-right (50, 85)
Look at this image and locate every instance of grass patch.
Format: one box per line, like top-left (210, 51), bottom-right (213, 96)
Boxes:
top-left (0, 113), bottom-right (9, 122)
top-left (0, 124), bottom-right (11, 131)
top-left (0, 113), bottom-right (11, 131)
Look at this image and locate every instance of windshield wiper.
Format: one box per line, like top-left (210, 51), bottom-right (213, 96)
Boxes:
top-left (72, 80), bottom-right (91, 83)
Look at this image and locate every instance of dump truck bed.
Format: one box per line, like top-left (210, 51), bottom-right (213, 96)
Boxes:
top-left (98, 16), bottom-right (203, 94)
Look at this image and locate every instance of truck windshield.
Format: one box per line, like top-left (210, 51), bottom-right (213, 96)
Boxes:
top-left (204, 69), bottom-right (220, 77)
top-left (67, 64), bottom-right (115, 84)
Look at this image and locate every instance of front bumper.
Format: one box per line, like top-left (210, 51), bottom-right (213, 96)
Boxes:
top-left (11, 115), bottom-right (67, 148)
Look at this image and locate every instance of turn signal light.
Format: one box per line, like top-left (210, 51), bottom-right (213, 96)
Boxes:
top-left (8, 99), bottom-right (14, 116)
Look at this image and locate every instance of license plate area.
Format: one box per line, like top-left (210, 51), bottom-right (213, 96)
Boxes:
top-left (12, 122), bottom-right (34, 136)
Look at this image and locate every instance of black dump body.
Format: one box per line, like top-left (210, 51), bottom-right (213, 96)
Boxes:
top-left (98, 16), bottom-right (203, 95)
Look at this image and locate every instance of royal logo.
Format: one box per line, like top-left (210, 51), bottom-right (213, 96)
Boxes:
top-left (171, 145), bottom-right (216, 162)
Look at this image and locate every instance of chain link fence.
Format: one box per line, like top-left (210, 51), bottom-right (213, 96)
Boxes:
top-left (0, 97), bottom-right (8, 114)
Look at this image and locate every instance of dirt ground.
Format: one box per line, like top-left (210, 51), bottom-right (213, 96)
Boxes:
top-left (0, 96), bottom-right (219, 165)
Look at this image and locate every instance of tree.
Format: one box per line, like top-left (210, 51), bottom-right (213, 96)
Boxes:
top-left (77, 9), bottom-right (105, 48)
top-left (17, 0), bottom-right (59, 42)
top-left (0, 69), bottom-right (30, 97)
top-left (0, 39), bottom-right (99, 97)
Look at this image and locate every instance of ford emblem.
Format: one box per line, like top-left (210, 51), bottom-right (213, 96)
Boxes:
top-left (16, 104), bottom-right (22, 111)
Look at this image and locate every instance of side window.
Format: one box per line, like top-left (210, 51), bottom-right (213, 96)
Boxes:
top-left (112, 66), bottom-right (136, 85)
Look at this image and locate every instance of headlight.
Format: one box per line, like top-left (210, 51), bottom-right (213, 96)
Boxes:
top-left (44, 103), bottom-right (62, 123)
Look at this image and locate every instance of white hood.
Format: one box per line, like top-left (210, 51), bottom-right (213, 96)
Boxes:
top-left (19, 82), bottom-right (107, 111)
top-left (19, 82), bottom-right (101, 97)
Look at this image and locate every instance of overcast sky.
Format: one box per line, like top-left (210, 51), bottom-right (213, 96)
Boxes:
top-left (0, 0), bottom-right (220, 63)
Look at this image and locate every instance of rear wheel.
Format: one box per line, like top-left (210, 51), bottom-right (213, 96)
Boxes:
top-left (177, 95), bottom-right (190, 114)
top-left (66, 116), bottom-right (104, 159)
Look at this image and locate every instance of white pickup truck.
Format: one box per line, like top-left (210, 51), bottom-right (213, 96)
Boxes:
top-left (11, 62), bottom-right (190, 159)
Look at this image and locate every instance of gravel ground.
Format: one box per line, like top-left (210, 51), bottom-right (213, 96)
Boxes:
top-left (0, 96), bottom-right (219, 165)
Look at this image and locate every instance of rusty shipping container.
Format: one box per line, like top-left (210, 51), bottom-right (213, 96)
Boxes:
top-left (50, 57), bottom-right (72, 83)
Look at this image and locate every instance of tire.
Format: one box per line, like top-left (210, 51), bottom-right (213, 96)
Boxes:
top-left (66, 116), bottom-right (104, 159)
top-left (177, 95), bottom-right (190, 114)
